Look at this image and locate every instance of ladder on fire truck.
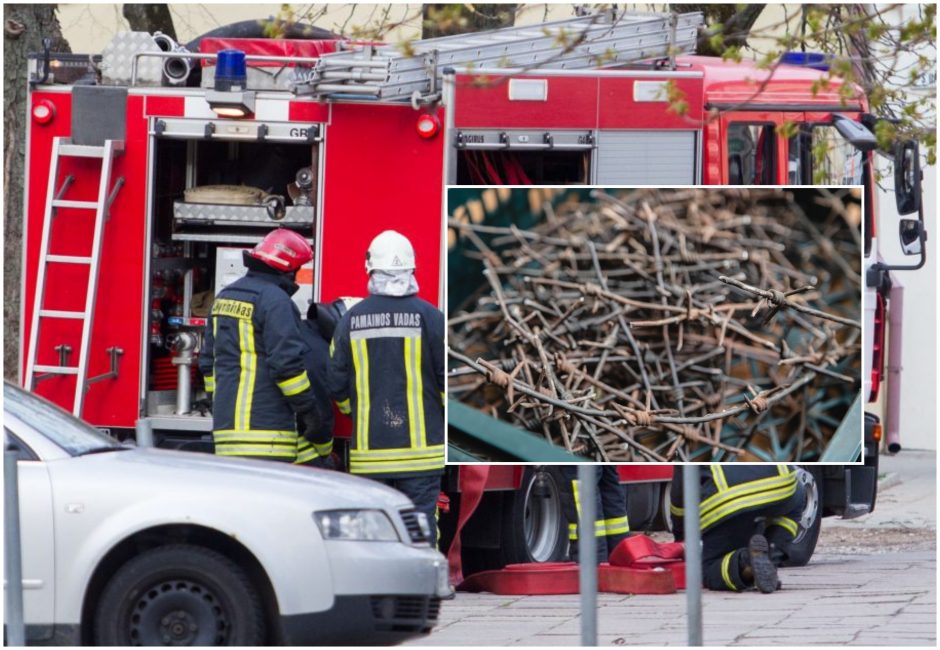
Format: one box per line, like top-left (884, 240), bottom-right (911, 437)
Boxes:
top-left (297, 10), bottom-right (703, 101)
top-left (24, 137), bottom-right (125, 417)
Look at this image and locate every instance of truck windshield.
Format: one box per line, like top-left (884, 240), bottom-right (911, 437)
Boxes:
top-left (3, 382), bottom-right (123, 456)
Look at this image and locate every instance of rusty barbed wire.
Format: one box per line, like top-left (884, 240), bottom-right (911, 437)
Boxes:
top-left (447, 188), bottom-right (862, 462)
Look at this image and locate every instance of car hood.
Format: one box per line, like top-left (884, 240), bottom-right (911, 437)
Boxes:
top-left (53, 448), bottom-right (415, 512)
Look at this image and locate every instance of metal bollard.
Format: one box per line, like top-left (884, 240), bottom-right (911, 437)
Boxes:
top-left (135, 417), bottom-right (155, 448)
top-left (683, 464), bottom-right (703, 646)
top-left (5, 444), bottom-right (26, 645)
top-left (578, 465), bottom-right (597, 646)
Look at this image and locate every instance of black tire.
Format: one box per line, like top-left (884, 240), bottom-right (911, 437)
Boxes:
top-left (482, 466), bottom-right (568, 569)
top-left (779, 468), bottom-right (822, 567)
top-left (94, 544), bottom-right (265, 646)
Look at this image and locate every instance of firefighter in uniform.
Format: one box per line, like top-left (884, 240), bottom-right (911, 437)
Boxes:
top-left (670, 465), bottom-right (806, 594)
top-left (200, 229), bottom-right (330, 464)
top-left (297, 297), bottom-right (362, 468)
top-left (327, 231), bottom-right (445, 544)
top-left (560, 466), bottom-right (630, 563)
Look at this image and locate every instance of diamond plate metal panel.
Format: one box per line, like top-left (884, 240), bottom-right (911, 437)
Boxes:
top-left (173, 202), bottom-right (314, 226)
top-left (101, 32), bottom-right (162, 86)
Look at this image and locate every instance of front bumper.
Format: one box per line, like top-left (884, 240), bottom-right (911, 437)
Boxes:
top-left (280, 595), bottom-right (441, 645)
top-left (278, 542), bottom-right (448, 644)
top-left (326, 541), bottom-right (450, 599)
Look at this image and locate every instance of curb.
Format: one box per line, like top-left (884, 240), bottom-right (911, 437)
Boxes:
top-left (877, 471), bottom-right (902, 493)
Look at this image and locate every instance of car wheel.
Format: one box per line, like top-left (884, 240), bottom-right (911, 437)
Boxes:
top-left (94, 544), bottom-right (264, 646)
top-left (779, 468), bottom-right (822, 567)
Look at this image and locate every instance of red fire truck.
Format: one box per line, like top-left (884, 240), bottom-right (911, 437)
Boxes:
top-left (19, 12), bottom-right (925, 569)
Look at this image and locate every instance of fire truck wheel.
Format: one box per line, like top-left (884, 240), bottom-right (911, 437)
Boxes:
top-left (779, 468), bottom-right (822, 568)
top-left (94, 544), bottom-right (265, 646)
top-left (488, 466), bottom-right (568, 569)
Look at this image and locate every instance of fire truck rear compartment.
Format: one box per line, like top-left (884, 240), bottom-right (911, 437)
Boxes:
top-left (144, 135), bottom-right (317, 434)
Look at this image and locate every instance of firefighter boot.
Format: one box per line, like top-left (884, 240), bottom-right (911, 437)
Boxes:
top-left (740, 534), bottom-right (779, 594)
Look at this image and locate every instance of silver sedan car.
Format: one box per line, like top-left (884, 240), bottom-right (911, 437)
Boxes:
top-left (5, 381), bottom-right (449, 645)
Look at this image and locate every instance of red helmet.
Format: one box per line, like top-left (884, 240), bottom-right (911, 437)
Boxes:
top-left (248, 229), bottom-right (312, 272)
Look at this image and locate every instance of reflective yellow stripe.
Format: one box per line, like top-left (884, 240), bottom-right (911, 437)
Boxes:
top-left (216, 446), bottom-right (296, 458)
top-left (213, 429), bottom-right (296, 441)
top-left (235, 319), bottom-right (256, 431)
top-left (568, 523), bottom-right (578, 540)
top-left (211, 317), bottom-right (218, 394)
top-left (711, 465), bottom-right (728, 491)
top-left (349, 445), bottom-right (445, 461)
top-left (769, 516), bottom-right (799, 537)
top-left (602, 516), bottom-right (630, 536)
top-left (351, 339), bottom-right (370, 451)
top-left (569, 481), bottom-right (612, 538)
top-left (404, 337), bottom-right (418, 449)
top-left (296, 439), bottom-right (319, 464)
top-left (414, 336), bottom-right (426, 447)
top-left (329, 339), bottom-right (335, 356)
top-left (349, 445), bottom-right (443, 474)
top-left (350, 457), bottom-right (445, 474)
top-left (720, 551), bottom-right (738, 591)
top-left (777, 464), bottom-right (790, 477)
top-left (205, 375), bottom-right (215, 392)
top-left (314, 440), bottom-right (333, 456)
top-left (700, 473), bottom-right (796, 520)
top-left (670, 502), bottom-right (684, 517)
top-left (277, 371), bottom-right (311, 397)
top-left (440, 391), bottom-right (445, 406)
top-left (336, 398), bottom-right (351, 415)
top-left (700, 482), bottom-right (798, 530)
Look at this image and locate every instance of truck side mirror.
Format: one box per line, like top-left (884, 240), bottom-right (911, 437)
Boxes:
top-left (894, 140), bottom-right (922, 215)
top-left (832, 114), bottom-right (877, 151)
top-left (899, 219), bottom-right (924, 256)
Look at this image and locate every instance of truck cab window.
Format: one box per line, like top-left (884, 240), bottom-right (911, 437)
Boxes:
top-left (789, 125), bottom-right (864, 185)
top-left (727, 123), bottom-right (775, 184)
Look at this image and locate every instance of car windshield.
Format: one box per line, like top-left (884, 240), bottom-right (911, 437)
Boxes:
top-left (3, 382), bottom-right (124, 456)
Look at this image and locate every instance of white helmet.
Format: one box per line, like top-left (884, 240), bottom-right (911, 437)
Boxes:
top-left (365, 230), bottom-right (416, 273)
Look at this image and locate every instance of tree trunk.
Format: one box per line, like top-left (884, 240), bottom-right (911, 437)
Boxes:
top-left (4, 4), bottom-right (70, 380)
top-left (687, 4), bottom-right (767, 57)
top-left (122, 4), bottom-right (176, 40)
top-left (421, 4), bottom-right (516, 39)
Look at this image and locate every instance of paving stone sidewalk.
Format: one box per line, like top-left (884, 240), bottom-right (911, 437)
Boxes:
top-left (411, 452), bottom-right (936, 646)
top-left (409, 549), bottom-right (935, 646)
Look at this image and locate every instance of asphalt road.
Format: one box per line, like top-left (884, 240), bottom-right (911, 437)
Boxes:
top-left (412, 451), bottom-right (936, 646)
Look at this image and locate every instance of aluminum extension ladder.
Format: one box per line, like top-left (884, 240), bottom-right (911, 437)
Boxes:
top-left (297, 11), bottom-right (703, 101)
top-left (24, 137), bottom-right (125, 416)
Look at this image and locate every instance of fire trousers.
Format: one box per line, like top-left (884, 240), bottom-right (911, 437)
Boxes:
top-left (560, 466), bottom-right (629, 564)
top-left (701, 485), bottom-right (805, 591)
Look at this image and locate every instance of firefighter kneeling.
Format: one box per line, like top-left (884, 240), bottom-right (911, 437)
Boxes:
top-left (671, 465), bottom-right (806, 594)
top-left (200, 229), bottom-right (331, 464)
top-left (328, 230), bottom-right (445, 544)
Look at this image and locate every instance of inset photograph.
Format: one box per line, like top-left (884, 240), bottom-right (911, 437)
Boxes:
top-left (447, 187), bottom-right (862, 462)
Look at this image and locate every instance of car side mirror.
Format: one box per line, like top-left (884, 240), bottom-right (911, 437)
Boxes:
top-left (899, 219), bottom-right (924, 256)
top-left (894, 140), bottom-right (922, 215)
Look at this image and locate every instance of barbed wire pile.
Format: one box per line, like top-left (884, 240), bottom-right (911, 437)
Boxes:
top-left (447, 188), bottom-right (862, 462)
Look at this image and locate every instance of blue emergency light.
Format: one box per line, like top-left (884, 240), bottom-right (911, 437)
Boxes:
top-left (779, 51), bottom-right (831, 71)
top-left (215, 49), bottom-right (247, 91)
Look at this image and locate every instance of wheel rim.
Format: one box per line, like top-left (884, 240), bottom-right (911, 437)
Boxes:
top-left (523, 470), bottom-right (563, 562)
top-left (794, 469), bottom-right (819, 543)
top-left (127, 578), bottom-right (230, 646)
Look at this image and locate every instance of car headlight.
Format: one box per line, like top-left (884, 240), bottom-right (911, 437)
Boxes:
top-left (313, 510), bottom-right (400, 542)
